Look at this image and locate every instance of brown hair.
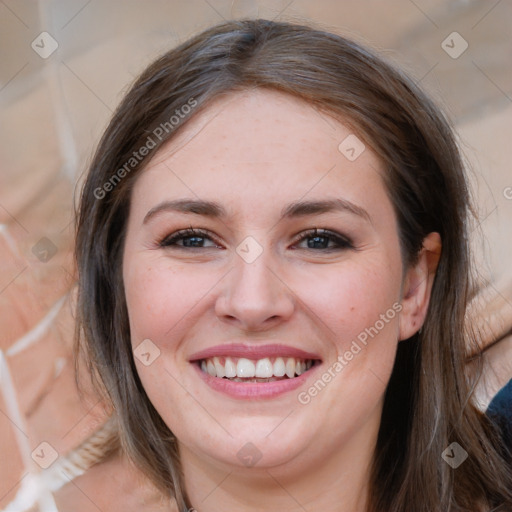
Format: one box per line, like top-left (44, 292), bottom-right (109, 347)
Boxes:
top-left (75, 18), bottom-right (512, 511)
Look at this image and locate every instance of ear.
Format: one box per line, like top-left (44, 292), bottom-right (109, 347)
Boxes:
top-left (398, 232), bottom-right (442, 341)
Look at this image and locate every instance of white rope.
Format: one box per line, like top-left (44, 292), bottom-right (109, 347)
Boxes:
top-left (6, 295), bottom-right (67, 357)
top-left (0, 225), bottom-right (23, 260)
top-left (1, 418), bottom-right (117, 511)
top-left (0, 350), bottom-right (59, 512)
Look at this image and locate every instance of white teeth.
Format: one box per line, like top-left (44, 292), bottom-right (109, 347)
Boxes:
top-left (273, 357), bottom-right (286, 377)
top-left (285, 358), bottom-right (296, 378)
top-left (255, 358), bottom-right (273, 378)
top-left (237, 358), bottom-right (256, 378)
top-left (200, 356), bottom-right (316, 379)
top-left (206, 359), bottom-right (216, 377)
top-left (224, 357), bottom-right (237, 378)
top-left (213, 357), bottom-right (225, 378)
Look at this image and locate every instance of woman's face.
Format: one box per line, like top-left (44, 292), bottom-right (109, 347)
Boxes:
top-left (122, 89), bottom-right (412, 478)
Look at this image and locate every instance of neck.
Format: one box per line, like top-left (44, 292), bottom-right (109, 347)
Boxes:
top-left (179, 412), bottom-right (380, 512)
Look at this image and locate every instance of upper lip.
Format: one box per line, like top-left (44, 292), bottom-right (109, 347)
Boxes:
top-left (188, 343), bottom-right (322, 362)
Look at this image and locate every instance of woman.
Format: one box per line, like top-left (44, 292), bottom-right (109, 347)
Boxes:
top-left (73, 19), bottom-right (512, 511)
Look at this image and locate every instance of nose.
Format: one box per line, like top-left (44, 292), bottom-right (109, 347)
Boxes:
top-left (215, 247), bottom-right (295, 332)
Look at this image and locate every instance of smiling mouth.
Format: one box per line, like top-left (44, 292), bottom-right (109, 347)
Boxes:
top-left (198, 356), bottom-right (319, 382)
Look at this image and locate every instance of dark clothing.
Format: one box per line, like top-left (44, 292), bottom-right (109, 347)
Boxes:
top-left (486, 378), bottom-right (512, 455)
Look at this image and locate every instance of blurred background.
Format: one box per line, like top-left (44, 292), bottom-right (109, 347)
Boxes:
top-left (0, 0), bottom-right (511, 509)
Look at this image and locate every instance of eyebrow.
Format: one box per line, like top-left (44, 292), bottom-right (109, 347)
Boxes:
top-left (143, 197), bottom-right (371, 224)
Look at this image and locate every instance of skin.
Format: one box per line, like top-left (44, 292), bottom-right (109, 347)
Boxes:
top-left (122, 89), bottom-right (441, 512)
top-left (466, 277), bottom-right (512, 408)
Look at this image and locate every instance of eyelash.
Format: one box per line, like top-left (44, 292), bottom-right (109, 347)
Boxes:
top-left (158, 227), bottom-right (353, 251)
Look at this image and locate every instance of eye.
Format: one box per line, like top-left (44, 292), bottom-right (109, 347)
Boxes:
top-left (292, 228), bottom-right (353, 251)
top-left (158, 227), bottom-right (353, 251)
top-left (159, 227), bottom-right (222, 249)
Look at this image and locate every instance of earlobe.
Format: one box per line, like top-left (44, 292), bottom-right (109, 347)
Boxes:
top-left (398, 232), bottom-right (442, 341)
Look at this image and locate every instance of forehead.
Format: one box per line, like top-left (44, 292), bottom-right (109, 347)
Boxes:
top-left (131, 89), bottom-right (390, 225)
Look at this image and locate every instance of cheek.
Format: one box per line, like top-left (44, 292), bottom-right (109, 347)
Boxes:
top-left (291, 261), bottom-right (401, 423)
top-left (290, 257), bottom-right (401, 345)
top-left (123, 258), bottom-right (218, 344)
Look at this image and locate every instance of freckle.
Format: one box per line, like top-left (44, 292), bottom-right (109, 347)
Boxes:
top-left (350, 306), bottom-right (355, 312)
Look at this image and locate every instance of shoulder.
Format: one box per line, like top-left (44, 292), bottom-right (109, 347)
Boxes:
top-left (54, 450), bottom-right (178, 512)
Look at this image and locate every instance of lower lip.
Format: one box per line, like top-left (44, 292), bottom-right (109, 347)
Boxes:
top-left (192, 362), bottom-right (321, 399)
